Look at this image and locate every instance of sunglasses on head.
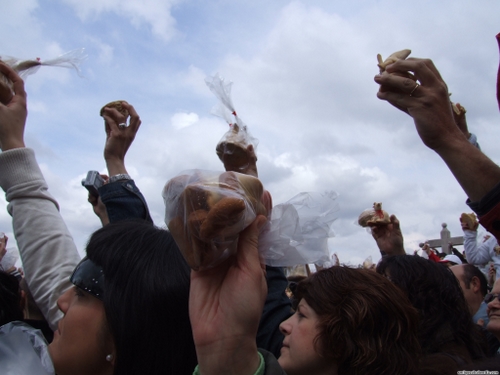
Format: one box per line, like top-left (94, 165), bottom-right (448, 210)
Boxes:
top-left (70, 257), bottom-right (105, 300)
top-left (484, 293), bottom-right (500, 304)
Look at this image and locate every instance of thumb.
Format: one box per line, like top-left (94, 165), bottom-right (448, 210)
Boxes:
top-left (237, 215), bottom-right (267, 270)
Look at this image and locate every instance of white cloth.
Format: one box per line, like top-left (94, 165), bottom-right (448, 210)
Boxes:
top-left (0, 148), bottom-right (80, 331)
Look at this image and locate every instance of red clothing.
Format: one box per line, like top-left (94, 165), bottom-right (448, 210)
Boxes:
top-left (478, 200), bottom-right (500, 244)
top-left (427, 251), bottom-right (442, 263)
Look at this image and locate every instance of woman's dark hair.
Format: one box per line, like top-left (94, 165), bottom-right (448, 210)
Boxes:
top-left (85, 220), bottom-right (196, 375)
top-left (376, 255), bottom-right (485, 360)
top-left (294, 266), bottom-right (421, 375)
top-left (0, 270), bottom-right (23, 326)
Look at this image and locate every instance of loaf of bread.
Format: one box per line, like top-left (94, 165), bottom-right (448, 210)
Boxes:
top-left (99, 100), bottom-right (129, 117)
top-left (164, 170), bottom-right (267, 270)
top-left (460, 212), bottom-right (478, 231)
top-left (358, 202), bottom-right (391, 227)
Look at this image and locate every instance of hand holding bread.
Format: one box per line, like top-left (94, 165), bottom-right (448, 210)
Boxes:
top-left (163, 170), bottom-right (268, 270)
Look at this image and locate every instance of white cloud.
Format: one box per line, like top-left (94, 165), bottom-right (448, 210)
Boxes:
top-left (171, 112), bottom-right (199, 129)
top-left (61, 0), bottom-right (182, 41)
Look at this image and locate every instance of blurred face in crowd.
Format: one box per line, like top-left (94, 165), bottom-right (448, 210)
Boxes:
top-left (487, 279), bottom-right (500, 340)
top-left (48, 286), bottom-right (114, 375)
top-left (278, 299), bottom-right (337, 375)
top-left (451, 265), bottom-right (479, 316)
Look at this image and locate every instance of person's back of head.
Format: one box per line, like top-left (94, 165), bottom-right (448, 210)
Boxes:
top-left (294, 266), bottom-right (421, 375)
top-left (376, 255), bottom-right (485, 361)
top-left (86, 220), bottom-right (196, 375)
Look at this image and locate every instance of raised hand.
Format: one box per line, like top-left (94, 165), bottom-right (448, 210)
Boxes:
top-left (0, 62), bottom-right (27, 151)
top-left (370, 214), bottom-right (405, 256)
top-left (101, 102), bottom-right (141, 176)
top-left (189, 215), bottom-right (267, 375)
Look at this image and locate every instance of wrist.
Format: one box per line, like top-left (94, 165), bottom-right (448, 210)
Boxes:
top-left (105, 159), bottom-right (127, 177)
top-left (195, 338), bottom-right (260, 375)
top-left (109, 173), bottom-right (132, 183)
top-left (1, 139), bottom-right (25, 151)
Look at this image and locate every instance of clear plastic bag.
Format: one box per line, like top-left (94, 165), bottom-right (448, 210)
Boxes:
top-left (0, 321), bottom-right (54, 375)
top-left (357, 202), bottom-right (390, 227)
top-left (0, 247), bottom-right (19, 271)
top-left (205, 73), bottom-right (259, 174)
top-left (0, 48), bottom-right (87, 104)
top-left (163, 170), bottom-right (339, 270)
top-left (260, 191), bottom-right (339, 267)
top-left (163, 170), bottom-right (267, 271)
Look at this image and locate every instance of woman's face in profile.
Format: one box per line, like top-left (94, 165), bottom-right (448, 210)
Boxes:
top-left (278, 299), bottom-right (337, 375)
top-left (48, 286), bottom-right (114, 375)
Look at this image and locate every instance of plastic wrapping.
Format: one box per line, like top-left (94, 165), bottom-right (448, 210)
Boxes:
top-left (260, 191), bottom-right (338, 267)
top-left (362, 255), bottom-right (374, 269)
top-left (0, 48), bottom-right (86, 104)
top-left (163, 170), bottom-right (339, 270)
top-left (163, 170), bottom-right (267, 271)
top-left (0, 247), bottom-right (19, 271)
top-left (205, 73), bottom-right (259, 174)
top-left (0, 321), bottom-right (54, 375)
top-left (357, 202), bottom-right (390, 227)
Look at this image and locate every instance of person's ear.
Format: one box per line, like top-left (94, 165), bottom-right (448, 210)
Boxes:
top-left (471, 276), bottom-right (481, 293)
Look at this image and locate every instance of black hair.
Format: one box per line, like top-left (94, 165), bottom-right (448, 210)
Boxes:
top-left (376, 255), bottom-right (485, 360)
top-left (462, 264), bottom-right (488, 297)
top-left (0, 270), bottom-right (23, 325)
top-left (85, 220), bottom-right (196, 375)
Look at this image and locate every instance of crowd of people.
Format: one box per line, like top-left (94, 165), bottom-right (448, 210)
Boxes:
top-left (1, 32), bottom-right (500, 375)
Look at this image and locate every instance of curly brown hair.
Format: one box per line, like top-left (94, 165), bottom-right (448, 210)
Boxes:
top-left (294, 266), bottom-right (421, 375)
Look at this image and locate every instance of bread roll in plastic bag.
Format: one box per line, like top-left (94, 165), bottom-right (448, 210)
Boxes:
top-left (163, 170), bottom-right (339, 270)
top-left (205, 73), bottom-right (259, 174)
top-left (163, 170), bottom-right (267, 271)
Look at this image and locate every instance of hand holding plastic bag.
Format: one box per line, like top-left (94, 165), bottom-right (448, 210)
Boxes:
top-left (163, 170), bottom-right (267, 270)
top-left (0, 48), bottom-right (86, 104)
top-left (205, 73), bottom-right (259, 176)
top-left (163, 170), bottom-right (339, 270)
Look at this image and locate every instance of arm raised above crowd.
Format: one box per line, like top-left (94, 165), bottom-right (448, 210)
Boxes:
top-left (190, 216), bottom-right (269, 375)
top-left (0, 62), bottom-right (80, 331)
top-left (98, 102), bottom-right (152, 223)
top-left (375, 58), bottom-right (500, 204)
top-left (370, 214), bottom-right (406, 256)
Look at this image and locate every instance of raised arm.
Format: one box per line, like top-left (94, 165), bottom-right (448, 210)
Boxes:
top-left (370, 214), bottom-right (406, 257)
top-left (463, 229), bottom-right (497, 266)
top-left (189, 216), bottom-right (277, 375)
top-left (375, 58), bottom-right (500, 203)
top-left (375, 58), bottom-right (500, 241)
top-left (0, 62), bottom-right (80, 330)
top-left (97, 102), bottom-right (152, 223)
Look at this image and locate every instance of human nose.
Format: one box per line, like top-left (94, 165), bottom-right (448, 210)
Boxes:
top-left (279, 316), bottom-right (292, 335)
top-left (57, 288), bottom-right (72, 313)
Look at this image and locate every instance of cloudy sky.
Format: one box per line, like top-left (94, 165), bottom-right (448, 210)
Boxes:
top-left (1, 0), bottom-right (499, 267)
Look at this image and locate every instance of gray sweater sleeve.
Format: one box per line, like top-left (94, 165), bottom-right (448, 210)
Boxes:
top-left (0, 148), bottom-right (81, 331)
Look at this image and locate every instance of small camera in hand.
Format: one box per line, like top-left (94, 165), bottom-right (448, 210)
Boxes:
top-left (82, 171), bottom-right (105, 197)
